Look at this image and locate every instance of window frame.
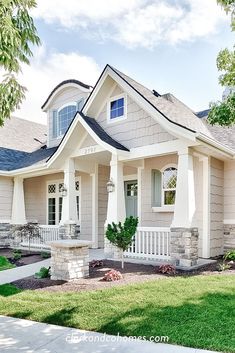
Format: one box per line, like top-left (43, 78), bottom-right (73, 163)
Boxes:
top-left (46, 177), bottom-right (81, 225)
top-left (57, 101), bottom-right (77, 138)
top-left (161, 165), bottom-right (177, 207)
top-left (107, 94), bottom-right (127, 124)
top-left (151, 164), bottom-right (177, 212)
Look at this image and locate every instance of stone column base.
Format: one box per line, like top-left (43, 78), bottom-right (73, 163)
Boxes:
top-left (224, 224), bottom-right (235, 251)
top-left (50, 240), bottom-right (90, 281)
top-left (0, 223), bottom-right (12, 248)
top-left (170, 227), bottom-right (199, 267)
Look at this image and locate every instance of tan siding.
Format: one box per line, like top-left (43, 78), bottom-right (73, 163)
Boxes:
top-left (47, 87), bottom-right (90, 148)
top-left (96, 94), bottom-right (176, 149)
top-left (141, 155), bottom-right (177, 227)
top-left (224, 160), bottom-right (235, 220)
top-left (98, 165), bottom-right (109, 248)
top-left (0, 177), bottom-right (13, 221)
top-left (24, 173), bottom-right (63, 224)
top-left (210, 157), bottom-right (224, 257)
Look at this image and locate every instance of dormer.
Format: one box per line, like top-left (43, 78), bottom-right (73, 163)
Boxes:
top-left (42, 79), bottom-right (92, 148)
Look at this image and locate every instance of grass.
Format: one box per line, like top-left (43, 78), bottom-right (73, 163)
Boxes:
top-left (0, 256), bottom-right (15, 271)
top-left (0, 275), bottom-right (234, 352)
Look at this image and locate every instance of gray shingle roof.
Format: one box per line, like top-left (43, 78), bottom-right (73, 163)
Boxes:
top-left (196, 109), bottom-right (235, 151)
top-left (0, 117), bottom-right (57, 171)
top-left (0, 116), bottom-right (47, 152)
top-left (110, 66), bottom-right (213, 137)
top-left (80, 113), bottom-right (129, 151)
top-left (0, 146), bottom-right (57, 171)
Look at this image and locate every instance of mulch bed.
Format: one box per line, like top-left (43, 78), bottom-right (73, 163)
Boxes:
top-left (11, 258), bottom-right (235, 293)
top-left (0, 248), bottom-right (49, 268)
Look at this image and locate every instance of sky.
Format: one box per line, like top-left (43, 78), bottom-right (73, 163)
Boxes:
top-left (14, 0), bottom-right (234, 124)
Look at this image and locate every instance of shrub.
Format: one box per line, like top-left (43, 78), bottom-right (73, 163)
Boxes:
top-left (12, 249), bottom-right (22, 261)
top-left (90, 260), bottom-right (103, 268)
top-left (0, 256), bottom-right (15, 271)
top-left (103, 269), bottom-right (123, 282)
top-left (13, 223), bottom-right (41, 253)
top-left (224, 250), bottom-right (235, 261)
top-left (158, 264), bottom-right (176, 275)
top-left (34, 266), bottom-right (51, 279)
top-left (106, 216), bottom-right (138, 269)
top-left (41, 251), bottom-right (50, 259)
top-left (217, 262), bottom-right (231, 272)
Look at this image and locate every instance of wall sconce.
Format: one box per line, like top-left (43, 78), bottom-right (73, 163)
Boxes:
top-left (107, 179), bottom-right (115, 193)
top-left (60, 185), bottom-right (67, 197)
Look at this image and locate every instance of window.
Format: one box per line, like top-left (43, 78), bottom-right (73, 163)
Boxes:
top-left (58, 104), bottom-right (77, 135)
top-left (152, 167), bottom-right (177, 207)
top-left (162, 167), bottom-right (177, 205)
top-left (108, 96), bottom-right (125, 121)
top-left (47, 179), bottom-right (80, 225)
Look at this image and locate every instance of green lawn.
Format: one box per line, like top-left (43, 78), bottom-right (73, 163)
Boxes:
top-left (0, 256), bottom-right (15, 271)
top-left (0, 275), bottom-right (234, 352)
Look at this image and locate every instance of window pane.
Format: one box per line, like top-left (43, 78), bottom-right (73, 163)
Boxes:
top-left (110, 98), bottom-right (124, 119)
top-left (59, 197), bottom-right (63, 222)
top-left (58, 105), bottom-right (77, 135)
top-left (164, 190), bottom-right (176, 205)
top-left (163, 168), bottom-right (177, 189)
top-left (48, 198), bottom-right (56, 225)
top-left (76, 195), bottom-right (79, 220)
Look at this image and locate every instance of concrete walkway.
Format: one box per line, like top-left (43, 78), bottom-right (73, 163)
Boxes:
top-left (0, 316), bottom-right (221, 353)
top-left (0, 259), bottom-right (50, 285)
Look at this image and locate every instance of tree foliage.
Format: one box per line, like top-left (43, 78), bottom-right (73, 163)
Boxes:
top-left (106, 216), bottom-right (138, 269)
top-left (0, 0), bottom-right (40, 126)
top-left (208, 1), bottom-right (235, 126)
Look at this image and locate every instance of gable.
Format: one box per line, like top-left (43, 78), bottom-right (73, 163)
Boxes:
top-left (80, 134), bottom-right (97, 149)
top-left (96, 93), bottom-right (176, 150)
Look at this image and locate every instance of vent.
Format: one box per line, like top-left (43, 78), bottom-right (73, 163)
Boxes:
top-left (152, 89), bottom-right (161, 97)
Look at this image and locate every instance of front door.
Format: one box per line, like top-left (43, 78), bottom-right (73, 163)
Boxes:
top-left (124, 180), bottom-right (138, 217)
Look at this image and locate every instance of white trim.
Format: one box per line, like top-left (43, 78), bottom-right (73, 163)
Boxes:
top-left (223, 219), bottom-right (235, 224)
top-left (42, 82), bottom-right (91, 112)
top-left (58, 101), bottom-right (77, 113)
top-left (123, 174), bottom-right (137, 181)
top-left (91, 164), bottom-right (98, 248)
top-left (0, 219), bottom-right (11, 224)
top-left (152, 206), bottom-right (174, 213)
top-left (107, 93), bottom-right (127, 124)
top-left (137, 167), bottom-right (144, 226)
top-left (202, 156), bottom-right (211, 258)
top-left (161, 165), bottom-right (177, 207)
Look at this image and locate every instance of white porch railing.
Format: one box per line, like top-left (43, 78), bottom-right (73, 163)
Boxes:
top-left (124, 227), bottom-right (171, 261)
top-left (20, 225), bottom-right (60, 250)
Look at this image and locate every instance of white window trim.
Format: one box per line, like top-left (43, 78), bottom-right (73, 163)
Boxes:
top-left (107, 93), bottom-right (127, 124)
top-left (46, 177), bottom-right (81, 225)
top-left (152, 164), bottom-right (177, 213)
top-left (56, 101), bottom-right (78, 139)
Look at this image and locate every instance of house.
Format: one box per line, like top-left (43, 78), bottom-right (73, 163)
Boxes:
top-left (0, 64), bottom-right (235, 267)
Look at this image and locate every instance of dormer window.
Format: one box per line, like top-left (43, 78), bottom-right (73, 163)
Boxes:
top-left (108, 94), bottom-right (126, 123)
top-left (58, 104), bottom-right (77, 135)
top-left (52, 101), bottom-right (82, 139)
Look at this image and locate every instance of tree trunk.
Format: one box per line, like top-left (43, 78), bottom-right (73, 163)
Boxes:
top-left (121, 252), bottom-right (124, 269)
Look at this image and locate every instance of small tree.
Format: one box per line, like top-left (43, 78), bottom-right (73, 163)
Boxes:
top-left (14, 222), bottom-right (40, 252)
top-left (106, 216), bottom-right (138, 269)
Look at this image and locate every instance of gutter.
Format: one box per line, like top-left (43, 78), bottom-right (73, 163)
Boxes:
top-left (196, 133), bottom-right (235, 158)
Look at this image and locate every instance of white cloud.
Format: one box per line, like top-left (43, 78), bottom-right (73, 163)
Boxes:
top-left (14, 46), bottom-right (100, 123)
top-left (33, 0), bottom-right (227, 49)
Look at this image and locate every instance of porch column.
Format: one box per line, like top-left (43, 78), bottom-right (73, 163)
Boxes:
top-left (90, 164), bottom-right (98, 248)
top-left (106, 154), bottom-right (126, 225)
top-left (170, 149), bottom-right (199, 267)
top-left (61, 159), bottom-right (78, 226)
top-left (171, 149), bottom-right (196, 228)
top-left (11, 177), bottom-right (26, 224)
top-left (201, 156), bottom-right (211, 258)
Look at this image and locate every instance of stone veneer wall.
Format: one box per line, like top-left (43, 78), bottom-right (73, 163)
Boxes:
top-left (223, 224), bottom-right (235, 252)
top-left (170, 227), bottom-right (199, 267)
top-left (0, 223), bottom-right (12, 247)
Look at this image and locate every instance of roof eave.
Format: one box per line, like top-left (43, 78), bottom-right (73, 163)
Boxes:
top-left (196, 133), bottom-right (235, 158)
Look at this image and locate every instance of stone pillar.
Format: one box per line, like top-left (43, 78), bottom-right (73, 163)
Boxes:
top-left (11, 177), bottom-right (26, 225)
top-left (49, 240), bottom-right (91, 280)
top-left (170, 227), bottom-right (199, 267)
top-left (61, 159), bottom-right (78, 227)
top-left (104, 154), bottom-right (126, 258)
top-left (224, 224), bottom-right (235, 252)
top-left (0, 223), bottom-right (12, 248)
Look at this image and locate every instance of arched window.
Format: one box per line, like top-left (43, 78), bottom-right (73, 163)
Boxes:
top-left (152, 166), bottom-right (177, 207)
top-left (58, 104), bottom-right (77, 136)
